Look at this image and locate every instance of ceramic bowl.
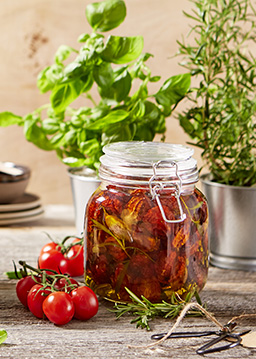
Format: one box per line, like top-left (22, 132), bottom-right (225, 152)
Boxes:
top-left (0, 162), bottom-right (31, 204)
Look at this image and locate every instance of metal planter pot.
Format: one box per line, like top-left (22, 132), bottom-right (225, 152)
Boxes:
top-left (68, 167), bottom-right (101, 234)
top-left (201, 174), bottom-right (256, 271)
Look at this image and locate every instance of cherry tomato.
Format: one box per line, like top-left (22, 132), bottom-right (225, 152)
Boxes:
top-left (43, 292), bottom-right (75, 325)
top-left (66, 242), bottom-right (84, 277)
top-left (70, 286), bottom-right (98, 320)
top-left (38, 250), bottom-right (68, 274)
top-left (27, 284), bottom-right (51, 319)
top-left (16, 276), bottom-right (40, 307)
top-left (54, 277), bottom-right (79, 292)
top-left (39, 242), bottom-right (59, 256)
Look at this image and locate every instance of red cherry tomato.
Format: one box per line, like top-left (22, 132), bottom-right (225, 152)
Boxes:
top-left (27, 284), bottom-right (51, 319)
top-left (38, 250), bottom-right (68, 274)
top-left (54, 277), bottom-right (79, 292)
top-left (39, 242), bottom-right (59, 256)
top-left (66, 243), bottom-right (84, 277)
top-left (70, 286), bottom-right (98, 320)
top-left (16, 276), bottom-right (41, 307)
top-left (43, 292), bottom-right (75, 325)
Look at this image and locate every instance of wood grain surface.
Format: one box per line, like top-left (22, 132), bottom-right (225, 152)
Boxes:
top-left (0, 206), bottom-right (255, 358)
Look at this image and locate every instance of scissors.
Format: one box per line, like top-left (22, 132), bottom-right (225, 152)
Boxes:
top-left (151, 322), bottom-right (250, 355)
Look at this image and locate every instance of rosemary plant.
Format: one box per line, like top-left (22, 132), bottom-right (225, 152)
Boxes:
top-left (109, 287), bottom-right (203, 330)
top-left (177, 0), bottom-right (256, 186)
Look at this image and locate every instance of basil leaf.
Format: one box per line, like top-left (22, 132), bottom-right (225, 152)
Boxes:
top-left (77, 33), bottom-right (90, 43)
top-left (41, 119), bottom-right (60, 134)
top-left (80, 139), bottom-right (101, 155)
top-left (54, 45), bottom-right (76, 65)
top-left (99, 68), bottom-right (132, 101)
top-left (50, 133), bottom-right (66, 147)
top-left (86, 109), bottom-right (129, 130)
top-left (24, 115), bottom-right (53, 151)
top-left (51, 74), bottom-right (93, 113)
top-left (93, 62), bottom-right (114, 88)
top-left (64, 130), bottom-right (77, 145)
top-left (0, 112), bottom-right (23, 127)
top-left (102, 123), bottom-right (134, 146)
top-left (154, 73), bottom-right (191, 109)
top-left (37, 65), bottom-right (63, 93)
top-left (0, 330), bottom-right (7, 345)
top-left (100, 35), bottom-right (144, 64)
top-left (62, 157), bottom-right (87, 167)
top-left (86, 0), bottom-right (126, 32)
top-left (131, 99), bottom-right (146, 118)
top-left (134, 124), bottom-right (155, 141)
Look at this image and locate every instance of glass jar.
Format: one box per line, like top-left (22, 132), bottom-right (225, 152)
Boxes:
top-left (84, 141), bottom-right (208, 302)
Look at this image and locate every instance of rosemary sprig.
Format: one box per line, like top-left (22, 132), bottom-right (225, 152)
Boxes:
top-left (108, 287), bottom-right (204, 330)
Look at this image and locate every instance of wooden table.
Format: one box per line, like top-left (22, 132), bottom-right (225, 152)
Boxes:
top-left (0, 205), bottom-right (255, 358)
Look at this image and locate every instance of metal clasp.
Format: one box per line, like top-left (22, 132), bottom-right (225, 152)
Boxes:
top-left (149, 160), bottom-right (186, 224)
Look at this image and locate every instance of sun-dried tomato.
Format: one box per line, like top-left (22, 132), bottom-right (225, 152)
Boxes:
top-left (173, 222), bottom-right (190, 249)
top-left (86, 254), bottom-right (110, 285)
top-left (85, 183), bottom-right (208, 302)
top-left (130, 278), bottom-right (161, 302)
top-left (104, 236), bottom-right (127, 262)
top-left (100, 185), bottom-right (129, 216)
top-left (104, 212), bottom-right (131, 242)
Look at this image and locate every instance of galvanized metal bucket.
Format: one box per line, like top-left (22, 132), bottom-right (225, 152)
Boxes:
top-left (68, 167), bottom-right (101, 234)
top-left (201, 174), bottom-right (256, 271)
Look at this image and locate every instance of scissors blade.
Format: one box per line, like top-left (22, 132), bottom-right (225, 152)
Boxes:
top-left (151, 331), bottom-right (217, 340)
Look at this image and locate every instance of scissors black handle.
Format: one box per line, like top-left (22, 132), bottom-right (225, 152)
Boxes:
top-left (151, 331), bottom-right (217, 340)
top-left (196, 331), bottom-right (250, 355)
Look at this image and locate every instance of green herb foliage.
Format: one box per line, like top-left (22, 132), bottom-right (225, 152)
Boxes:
top-left (0, 330), bottom-right (7, 345)
top-left (177, 0), bottom-right (256, 186)
top-left (109, 287), bottom-right (203, 330)
top-left (0, 0), bottom-right (190, 170)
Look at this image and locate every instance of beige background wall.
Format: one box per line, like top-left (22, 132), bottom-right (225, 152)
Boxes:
top-left (0, 0), bottom-right (201, 205)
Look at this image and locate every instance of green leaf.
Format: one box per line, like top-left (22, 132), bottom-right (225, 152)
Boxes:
top-left (24, 115), bottom-right (54, 151)
top-left (154, 73), bottom-right (191, 108)
top-left (78, 33), bottom-right (90, 43)
top-left (150, 76), bottom-right (161, 82)
top-left (101, 122), bottom-right (134, 146)
top-left (41, 119), bottom-right (60, 134)
top-left (5, 271), bottom-right (23, 279)
top-left (86, 0), bottom-right (126, 32)
top-left (0, 112), bottom-right (23, 127)
top-left (99, 68), bottom-right (132, 101)
top-left (86, 109), bottom-right (129, 130)
top-left (93, 62), bottom-right (114, 88)
top-left (134, 124), bottom-right (155, 141)
top-left (100, 35), bottom-right (144, 64)
top-left (0, 330), bottom-right (7, 345)
top-left (179, 115), bottom-right (195, 136)
top-left (62, 157), bottom-right (88, 167)
top-left (50, 133), bottom-right (66, 147)
top-left (80, 139), bottom-right (101, 155)
top-left (50, 75), bottom-right (93, 113)
top-left (37, 65), bottom-right (63, 93)
top-left (54, 45), bottom-right (76, 65)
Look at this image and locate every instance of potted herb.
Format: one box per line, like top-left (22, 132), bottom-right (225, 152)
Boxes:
top-left (0, 0), bottom-right (190, 232)
top-left (176, 0), bottom-right (256, 270)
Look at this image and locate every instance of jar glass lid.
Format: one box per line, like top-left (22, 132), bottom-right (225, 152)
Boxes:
top-left (103, 141), bottom-right (194, 163)
top-left (100, 141), bottom-right (198, 186)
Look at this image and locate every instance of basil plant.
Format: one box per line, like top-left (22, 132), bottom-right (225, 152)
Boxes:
top-left (0, 0), bottom-right (190, 170)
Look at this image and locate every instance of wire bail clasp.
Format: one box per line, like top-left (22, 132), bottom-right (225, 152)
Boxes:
top-left (149, 160), bottom-right (186, 224)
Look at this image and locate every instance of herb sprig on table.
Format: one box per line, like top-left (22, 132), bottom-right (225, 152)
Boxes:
top-left (0, 330), bottom-right (7, 345)
top-left (109, 287), bottom-right (204, 330)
